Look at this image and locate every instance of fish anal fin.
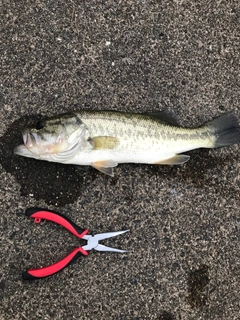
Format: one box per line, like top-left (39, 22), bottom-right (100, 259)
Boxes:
top-left (91, 160), bottom-right (118, 176)
top-left (92, 136), bottom-right (119, 150)
top-left (144, 110), bottom-right (180, 127)
top-left (155, 154), bottom-right (190, 165)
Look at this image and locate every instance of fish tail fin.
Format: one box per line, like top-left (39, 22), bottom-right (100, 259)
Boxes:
top-left (206, 111), bottom-right (240, 148)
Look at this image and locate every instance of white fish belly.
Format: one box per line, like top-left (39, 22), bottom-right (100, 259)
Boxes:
top-left (66, 150), bottom-right (171, 165)
top-left (65, 135), bottom-right (210, 165)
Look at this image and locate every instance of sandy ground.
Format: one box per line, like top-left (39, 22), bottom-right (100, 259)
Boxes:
top-left (0, 1), bottom-right (239, 319)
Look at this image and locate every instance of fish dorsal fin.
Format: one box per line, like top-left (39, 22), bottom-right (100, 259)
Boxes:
top-left (91, 136), bottom-right (119, 150)
top-left (91, 160), bottom-right (118, 176)
top-left (144, 110), bottom-right (180, 127)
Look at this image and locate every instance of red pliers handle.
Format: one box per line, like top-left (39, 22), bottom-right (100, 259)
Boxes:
top-left (22, 208), bottom-right (89, 280)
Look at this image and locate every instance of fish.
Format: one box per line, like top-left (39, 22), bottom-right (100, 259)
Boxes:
top-left (14, 110), bottom-right (240, 176)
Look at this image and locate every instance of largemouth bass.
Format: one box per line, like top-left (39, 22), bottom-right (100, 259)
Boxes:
top-left (14, 110), bottom-right (240, 176)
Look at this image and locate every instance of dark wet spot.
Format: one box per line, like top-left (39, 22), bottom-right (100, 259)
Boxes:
top-left (186, 265), bottom-right (210, 308)
top-left (15, 208), bottom-right (24, 216)
top-left (180, 251), bottom-right (185, 257)
top-left (130, 278), bottom-right (137, 285)
top-left (157, 311), bottom-right (175, 320)
top-left (0, 91), bottom-right (4, 102)
top-left (109, 176), bottom-right (119, 186)
top-left (0, 280), bottom-right (5, 291)
top-left (0, 115), bottom-right (98, 206)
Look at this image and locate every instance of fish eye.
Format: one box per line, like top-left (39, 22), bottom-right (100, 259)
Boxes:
top-left (35, 120), bottom-right (45, 130)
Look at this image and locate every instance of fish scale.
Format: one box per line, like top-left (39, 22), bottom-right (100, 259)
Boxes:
top-left (77, 112), bottom-right (213, 152)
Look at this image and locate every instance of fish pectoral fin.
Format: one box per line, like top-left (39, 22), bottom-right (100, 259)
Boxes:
top-left (91, 160), bottom-right (118, 177)
top-left (155, 154), bottom-right (190, 165)
top-left (91, 136), bottom-right (119, 150)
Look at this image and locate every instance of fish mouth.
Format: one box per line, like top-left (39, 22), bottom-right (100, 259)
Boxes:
top-left (22, 130), bottom-right (29, 146)
top-left (22, 130), bottom-right (41, 148)
top-left (14, 130), bottom-right (40, 157)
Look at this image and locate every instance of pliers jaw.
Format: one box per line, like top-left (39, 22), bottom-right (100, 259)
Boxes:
top-left (82, 230), bottom-right (129, 252)
top-left (22, 208), bottom-right (128, 280)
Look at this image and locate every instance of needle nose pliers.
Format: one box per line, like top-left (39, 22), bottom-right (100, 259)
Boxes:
top-left (22, 208), bottom-right (128, 280)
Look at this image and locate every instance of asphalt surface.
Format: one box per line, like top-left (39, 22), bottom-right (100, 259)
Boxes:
top-left (0, 1), bottom-right (239, 319)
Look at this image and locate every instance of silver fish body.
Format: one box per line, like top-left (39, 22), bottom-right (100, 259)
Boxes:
top-left (14, 110), bottom-right (240, 176)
